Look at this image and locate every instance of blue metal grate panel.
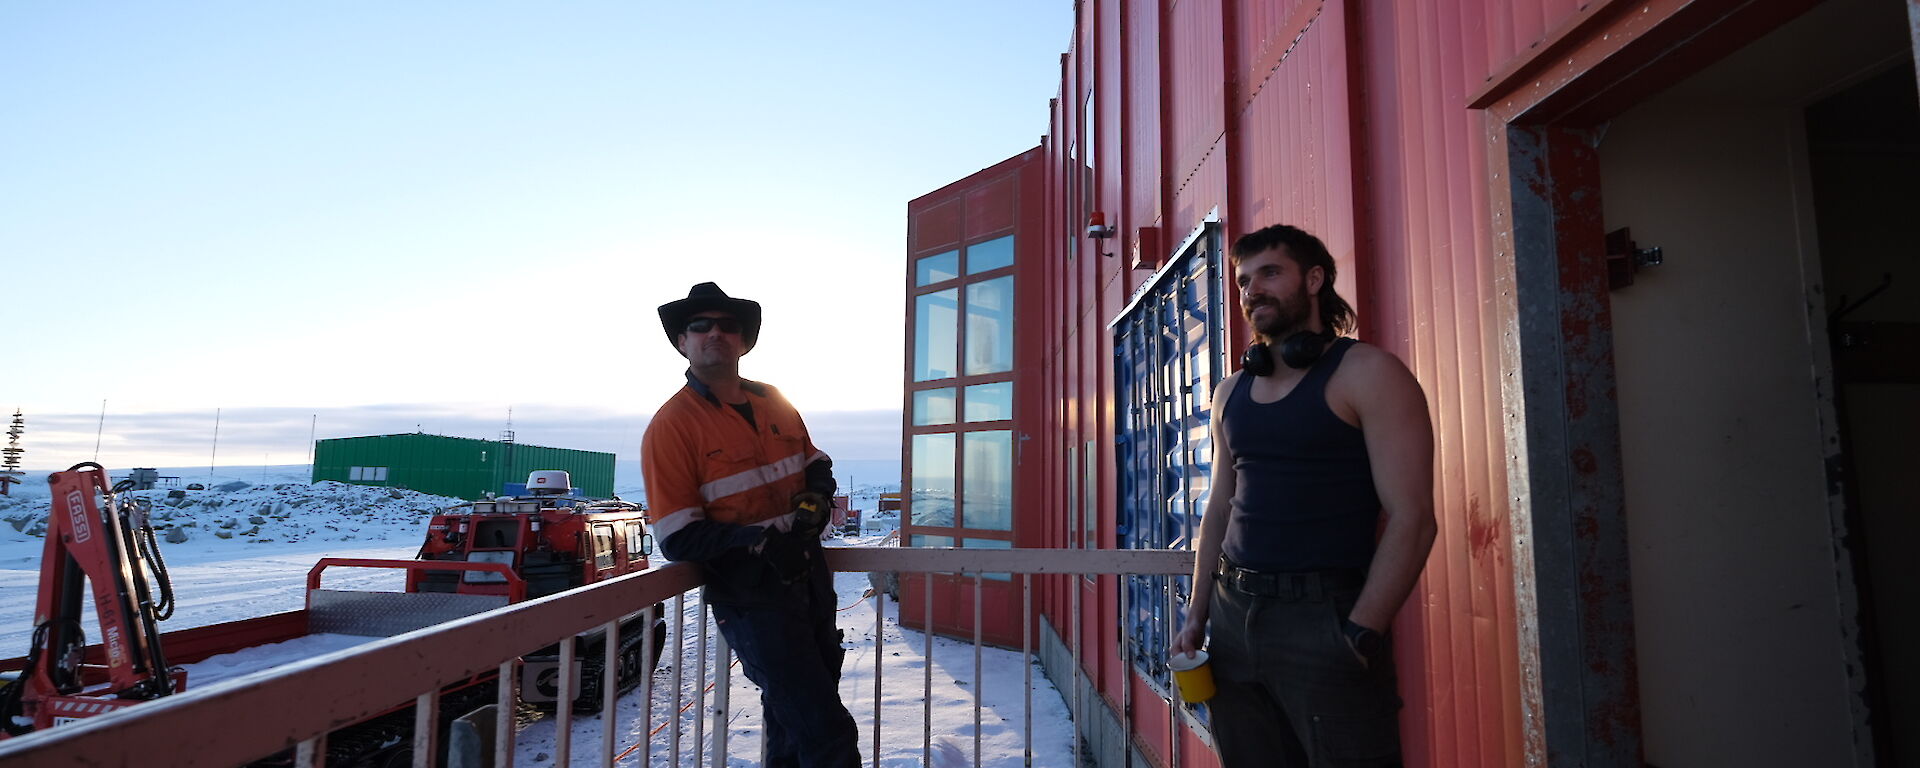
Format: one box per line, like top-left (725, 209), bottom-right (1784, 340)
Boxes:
top-left (1114, 223), bottom-right (1224, 696)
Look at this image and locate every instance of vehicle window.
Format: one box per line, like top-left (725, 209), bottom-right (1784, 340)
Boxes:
top-left (474, 518), bottom-right (519, 549)
top-left (464, 550), bottom-right (514, 583)
top-left (593, 525), bottom-right (615, 571)
top-left (626, 523), bottom-right (647, 562)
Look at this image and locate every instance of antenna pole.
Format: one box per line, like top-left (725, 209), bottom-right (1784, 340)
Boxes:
top-left (210, 407), bottom-right (221, 483)
top-left (0, 409), bottom-right (24, 496)
top-left (92, 399), bottom-right (106, 461)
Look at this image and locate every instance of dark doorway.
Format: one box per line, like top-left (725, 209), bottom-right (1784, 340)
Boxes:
top-left (1806, 58), bottom-right (1920, 768)
top-left (1498, 0), bottom-right (1910, 764)
top-left (1592, 1), bottom-right (1913, 763)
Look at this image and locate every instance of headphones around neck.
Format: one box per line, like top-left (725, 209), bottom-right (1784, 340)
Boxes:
top-left (1240, 330), bottom-right (1334, 376)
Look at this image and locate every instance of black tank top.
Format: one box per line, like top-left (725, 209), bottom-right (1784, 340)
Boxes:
top-left (1220, 338), bottom-right (1380, 571)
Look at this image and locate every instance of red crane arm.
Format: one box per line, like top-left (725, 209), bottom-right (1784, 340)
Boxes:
top-left (25, 464), bottom-right (174, 701)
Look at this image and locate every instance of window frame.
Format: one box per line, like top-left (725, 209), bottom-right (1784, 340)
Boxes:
top-left (591, 524), bottom-right (617, 572)
top-left (905, 228), bottom-right (1018, 548)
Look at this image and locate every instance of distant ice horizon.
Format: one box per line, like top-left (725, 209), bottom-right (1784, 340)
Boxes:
top-left (3, 458), bottom-right (904, 504)
top-left (4, 404), bottom-right (903, 490)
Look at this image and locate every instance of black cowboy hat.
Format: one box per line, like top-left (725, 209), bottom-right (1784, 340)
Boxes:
top-left (658, 282), bottom-right (762, 352)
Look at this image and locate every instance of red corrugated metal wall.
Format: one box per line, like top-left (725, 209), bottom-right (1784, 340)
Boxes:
top-left (1228, 2), bottom-right (1365, 327)
top-left (1354, 1), bottom-right (1523, 764)
top-left (1167, 1), bottom-right (1227, 236)
top-left (1019, 1), bottom-right (1613, 766)
top-left (1017, 0), bottom-right (1712, 765)
top-left (1487, 0), bottom-right (1583, 76)
top-left (1124, 2), bottom-right (1161, 241)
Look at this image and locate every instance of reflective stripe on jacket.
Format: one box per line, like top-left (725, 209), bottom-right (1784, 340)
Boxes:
top-left (641, 373), bottom-right (828, 544)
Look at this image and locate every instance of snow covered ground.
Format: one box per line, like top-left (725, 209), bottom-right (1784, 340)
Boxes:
top-left (0, 465), bottom-right (321, 502)
top-left (0, 462), bottom-right (902, 542)
top-left (0, 474), bottom-right (1072, 767)
top-left (515, 565), bottom-right (1079, 768)
top-left (0, 536), bottom-right (423, 654)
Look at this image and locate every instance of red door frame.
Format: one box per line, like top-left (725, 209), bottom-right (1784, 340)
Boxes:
top-left (1475, 0), bottom-right (1841, 764)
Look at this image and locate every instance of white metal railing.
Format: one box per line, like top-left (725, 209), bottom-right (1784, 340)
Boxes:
top-left (0, 547), bottom-right (1193, 768)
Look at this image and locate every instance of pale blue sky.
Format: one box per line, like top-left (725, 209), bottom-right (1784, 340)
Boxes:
top-left (2, 2), bottom-right (1069, 469)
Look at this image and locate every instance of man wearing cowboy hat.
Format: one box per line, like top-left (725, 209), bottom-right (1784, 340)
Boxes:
top-left (641, 281), bottom-right (858, 768)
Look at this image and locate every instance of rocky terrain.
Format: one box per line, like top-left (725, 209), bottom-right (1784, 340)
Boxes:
top-left (0, 480), bottom-right (463, 545)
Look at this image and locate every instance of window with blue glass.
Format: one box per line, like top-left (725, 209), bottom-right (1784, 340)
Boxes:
top-left (1113, 221), bottom-right (1223, 698)
top-left (965, 235), bottom-right (1014, 274)
top-left (964, 277), bottom-right (1014, 375)
top-left (962, 382), bottom-right (1011, 422)
top-left (914, 388), bottom-right (957, 426)
top-left (916, 250), bottom-right (959, 285)
top-left (906, 234), bottom-right (1017, 552)
top-left (961, 431), bottom-right (1012, 531)
top-left (963, 537), bottom-right (1012, 581)
top-left (910, 433), bottom-right (955, 527)
top-left (914, 289), bottom-right (958, 382)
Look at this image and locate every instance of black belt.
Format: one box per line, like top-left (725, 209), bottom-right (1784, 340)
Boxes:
top-left (1216, 557), bottom-right (1365, 600)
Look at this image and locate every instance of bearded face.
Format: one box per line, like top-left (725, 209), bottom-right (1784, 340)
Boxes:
top-left (1243, 278), bottom-right (1312, 341)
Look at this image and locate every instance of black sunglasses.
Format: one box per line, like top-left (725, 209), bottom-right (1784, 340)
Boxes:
top-left (684, 317), bottom-right (743, 335)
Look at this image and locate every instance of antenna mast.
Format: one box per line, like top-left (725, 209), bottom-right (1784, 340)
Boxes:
top-left (0, 409), bottom-right (23, 496)
top-left (497, 406), bottom-right (516, 495)
top-left (209, 407), bottom-right (221, 484)
top-left (92, 399), bottom-right (106, 461)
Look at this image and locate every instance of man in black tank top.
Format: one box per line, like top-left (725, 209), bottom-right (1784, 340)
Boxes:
top-left (1170, 225), bottom-right (1437, 767)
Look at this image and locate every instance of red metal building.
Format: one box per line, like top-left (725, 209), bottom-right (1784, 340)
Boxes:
top-left (902, 150), bottom-right (1048, 648)
top-left (907, 1), bottom-right (1919, 766)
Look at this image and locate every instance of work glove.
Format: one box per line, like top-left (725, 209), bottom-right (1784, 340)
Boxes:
top-left (790, 491), bottom-right (832, 539)
top-left (756, 526), bottom-right (815, 585)
top-left (749, 492), bottom-right (833, 585)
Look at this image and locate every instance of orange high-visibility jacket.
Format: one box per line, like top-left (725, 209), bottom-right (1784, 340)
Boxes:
top-left (641, 373), bottom-right (829, 547)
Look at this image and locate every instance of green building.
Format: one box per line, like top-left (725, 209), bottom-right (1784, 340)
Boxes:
top-left (311, 433), bottom-right (615, 500)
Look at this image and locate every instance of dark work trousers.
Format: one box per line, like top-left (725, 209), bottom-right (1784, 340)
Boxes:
top-left (1207, 573), bottom-right (1403, 768)
top-left (708, 554), bottom-right (858, 768)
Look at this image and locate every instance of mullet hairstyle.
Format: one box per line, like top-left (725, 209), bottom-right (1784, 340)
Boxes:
top-left (1228, 224), bottom-right (1357, 337)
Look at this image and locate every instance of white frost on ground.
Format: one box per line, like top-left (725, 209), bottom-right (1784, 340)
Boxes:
top-left (178, 633), bottom-right (377, 689)
top-left (0, 474), bottom-right (462, 546)
top-left (0, 537), bottom-right (422, 654)
top-left (508, 567), bottom-right (1078, 768)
